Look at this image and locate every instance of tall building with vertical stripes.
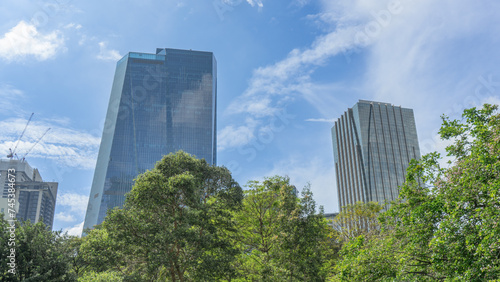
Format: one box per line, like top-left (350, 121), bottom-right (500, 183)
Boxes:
top-left (331, 100), bottom-right (420, 210)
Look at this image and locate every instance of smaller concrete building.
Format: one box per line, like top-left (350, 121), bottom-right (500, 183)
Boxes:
top-left (0, 159), bottom-right (58, 229)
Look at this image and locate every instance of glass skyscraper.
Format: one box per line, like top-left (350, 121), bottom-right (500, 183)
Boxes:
top-left (84, 48), bottom-right (217, 229)
top-left (331, 100), bottom-right (420, 210)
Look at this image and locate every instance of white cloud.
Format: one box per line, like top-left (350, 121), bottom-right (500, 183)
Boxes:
top-left (342, 1), bottom-right (500, 153)
top-left (220, 0), bottom-right (500, 218)
top-left (0, 118), bottom-right (100, 169)
top-left (55, 212), bottom-right (75, 222)
top-left (0, 21), bottom-right (64, 62)
top-left (246, 0), bottom-right (264, 8)
top-left (294, 82), bottom-right (356, 118)
top-left (64, 23), bottom-right (82, 30)
top-left (63, 221), bottom-right (84, 237)
top-left (218, 120), bottom-right (257, 151)
top-left (57, 193), bottom-right (89, 214)
top-left (45, 116), bottom-right (72, 127)
top-left (97, 41), bottom-right (121, 61)
top-left (224, 0), bottom-right (500, 154)
top-left (223, 25), bottom-right (363, 150)
top-left (481, 96), bottom-right (500, 107)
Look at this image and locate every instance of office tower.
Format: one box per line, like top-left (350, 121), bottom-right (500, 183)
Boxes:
top-left (331, 100), bottom-right (420, 210)
top-left (84, 48), bottom-right (217, 230)
top-left (0, 159), bottom-right (58, 229)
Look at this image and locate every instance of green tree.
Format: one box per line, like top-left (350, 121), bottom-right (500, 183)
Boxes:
top-left (77, 271), bottom-right (123, 282)
top-left (0, 219), bottom-right (77, 281)
top-left (277, 184), bottom-right (334, 281)
top-left (331, 231), bottom-right (405, 282)
top-left (381, 104), bottom-right (500, 280)
top-left (0, 215), bottom-right (14, 280)
top-left (231, 177), bottom-right (288, 280)
top-left (80, 151), bottom-right (243, 281)
top-left (78, 227), bottom-right (126, 275)
top-left (329, 201), bottom-right (395, 281)
top-left (331, 104), bottom-right (500, 281)
top-left (332, 201), bottom-right (382, 242)
top-left (232, 176), bottom-right (332, 281)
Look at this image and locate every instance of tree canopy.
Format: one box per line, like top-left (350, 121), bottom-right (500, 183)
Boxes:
top-left (332, 104), bottom-right (500, 281)
top-left (5, 104), bottom-right (500, 281)
top-left (231, 176), bottom-right (334, 281)
top-left (80, 151), bottom-right (243, 281)
top-left (0, 219), bottom-right (78, 281)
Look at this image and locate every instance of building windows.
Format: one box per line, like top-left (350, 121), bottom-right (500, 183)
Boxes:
top-left (84, 48), bottom-right (217, 230)
top-left (332, 100), bottom-right (420, 210)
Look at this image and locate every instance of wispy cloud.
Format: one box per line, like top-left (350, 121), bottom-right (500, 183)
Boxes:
top-left (224, 0), bottom-right (500, 156)
top-left (97, 41), bottom-right (121, 61)
top-left (306, 118), bottom-right (335, 123)
top-left (222, 25), bottom-right (363, 150)
top-left (340, 1), bottom-right (500, 154)
top-left (63, 23), bottom-right (82, 30)
top-left (0, 118), bottom-right (100, 169)
top-left (218, 0), bottom-right (500, 215)
top-left (0, 84), bottom-right (25, 113)
top-left (246, 0), bottom-right (264, 8)
top-left (0, 21), bottom-right (65, 62)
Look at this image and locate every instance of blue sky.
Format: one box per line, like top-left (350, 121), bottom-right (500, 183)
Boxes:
top-left (1, 0), bottom-right (499, 235)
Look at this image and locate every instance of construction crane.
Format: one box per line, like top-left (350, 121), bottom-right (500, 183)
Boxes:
top-left (7, 113), bottom-right (34, 159)
top-left (20, 128), bottom-right (51, 161)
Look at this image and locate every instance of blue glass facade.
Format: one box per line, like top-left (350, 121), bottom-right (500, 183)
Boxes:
top-left (332, 100), bottom-right (420, 210)
top-left (84, 48), bottom-right (217, 229)
top-left (16, 181), bottom-right (58, 230)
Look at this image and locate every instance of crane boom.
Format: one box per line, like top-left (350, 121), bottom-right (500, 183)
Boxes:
top-left (7, 113), bottom-right (34, 159)
top-left (21, 128), bottom-right (51, 161)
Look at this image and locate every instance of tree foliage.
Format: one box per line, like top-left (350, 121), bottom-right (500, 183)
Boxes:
top-left (80, 151), bottom-right (243, 281)
top-left (329, 201), bottom-right (395, 281)
top-left (231, 176), bottom-right (333, 281)
top-left (333, 201), bottom-right (382, 242)
top-left (77, 271), bottom-right (123, 282)
top-left (6, 105), bottom-right (500, 281)
top-left (0, 219), bottom-right (78, 281)
top-left (333, 104), bottom-right (500, 281)
top-left (390, 104), bottom-right (500, 280)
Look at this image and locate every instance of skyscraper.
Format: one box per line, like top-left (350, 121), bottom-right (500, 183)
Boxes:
top-left (331, 100), bottom-right (420, 210)
top-left (0, 159), bottom-right (58, 230)
top-left (84, 48), bottom-right (217, 229)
